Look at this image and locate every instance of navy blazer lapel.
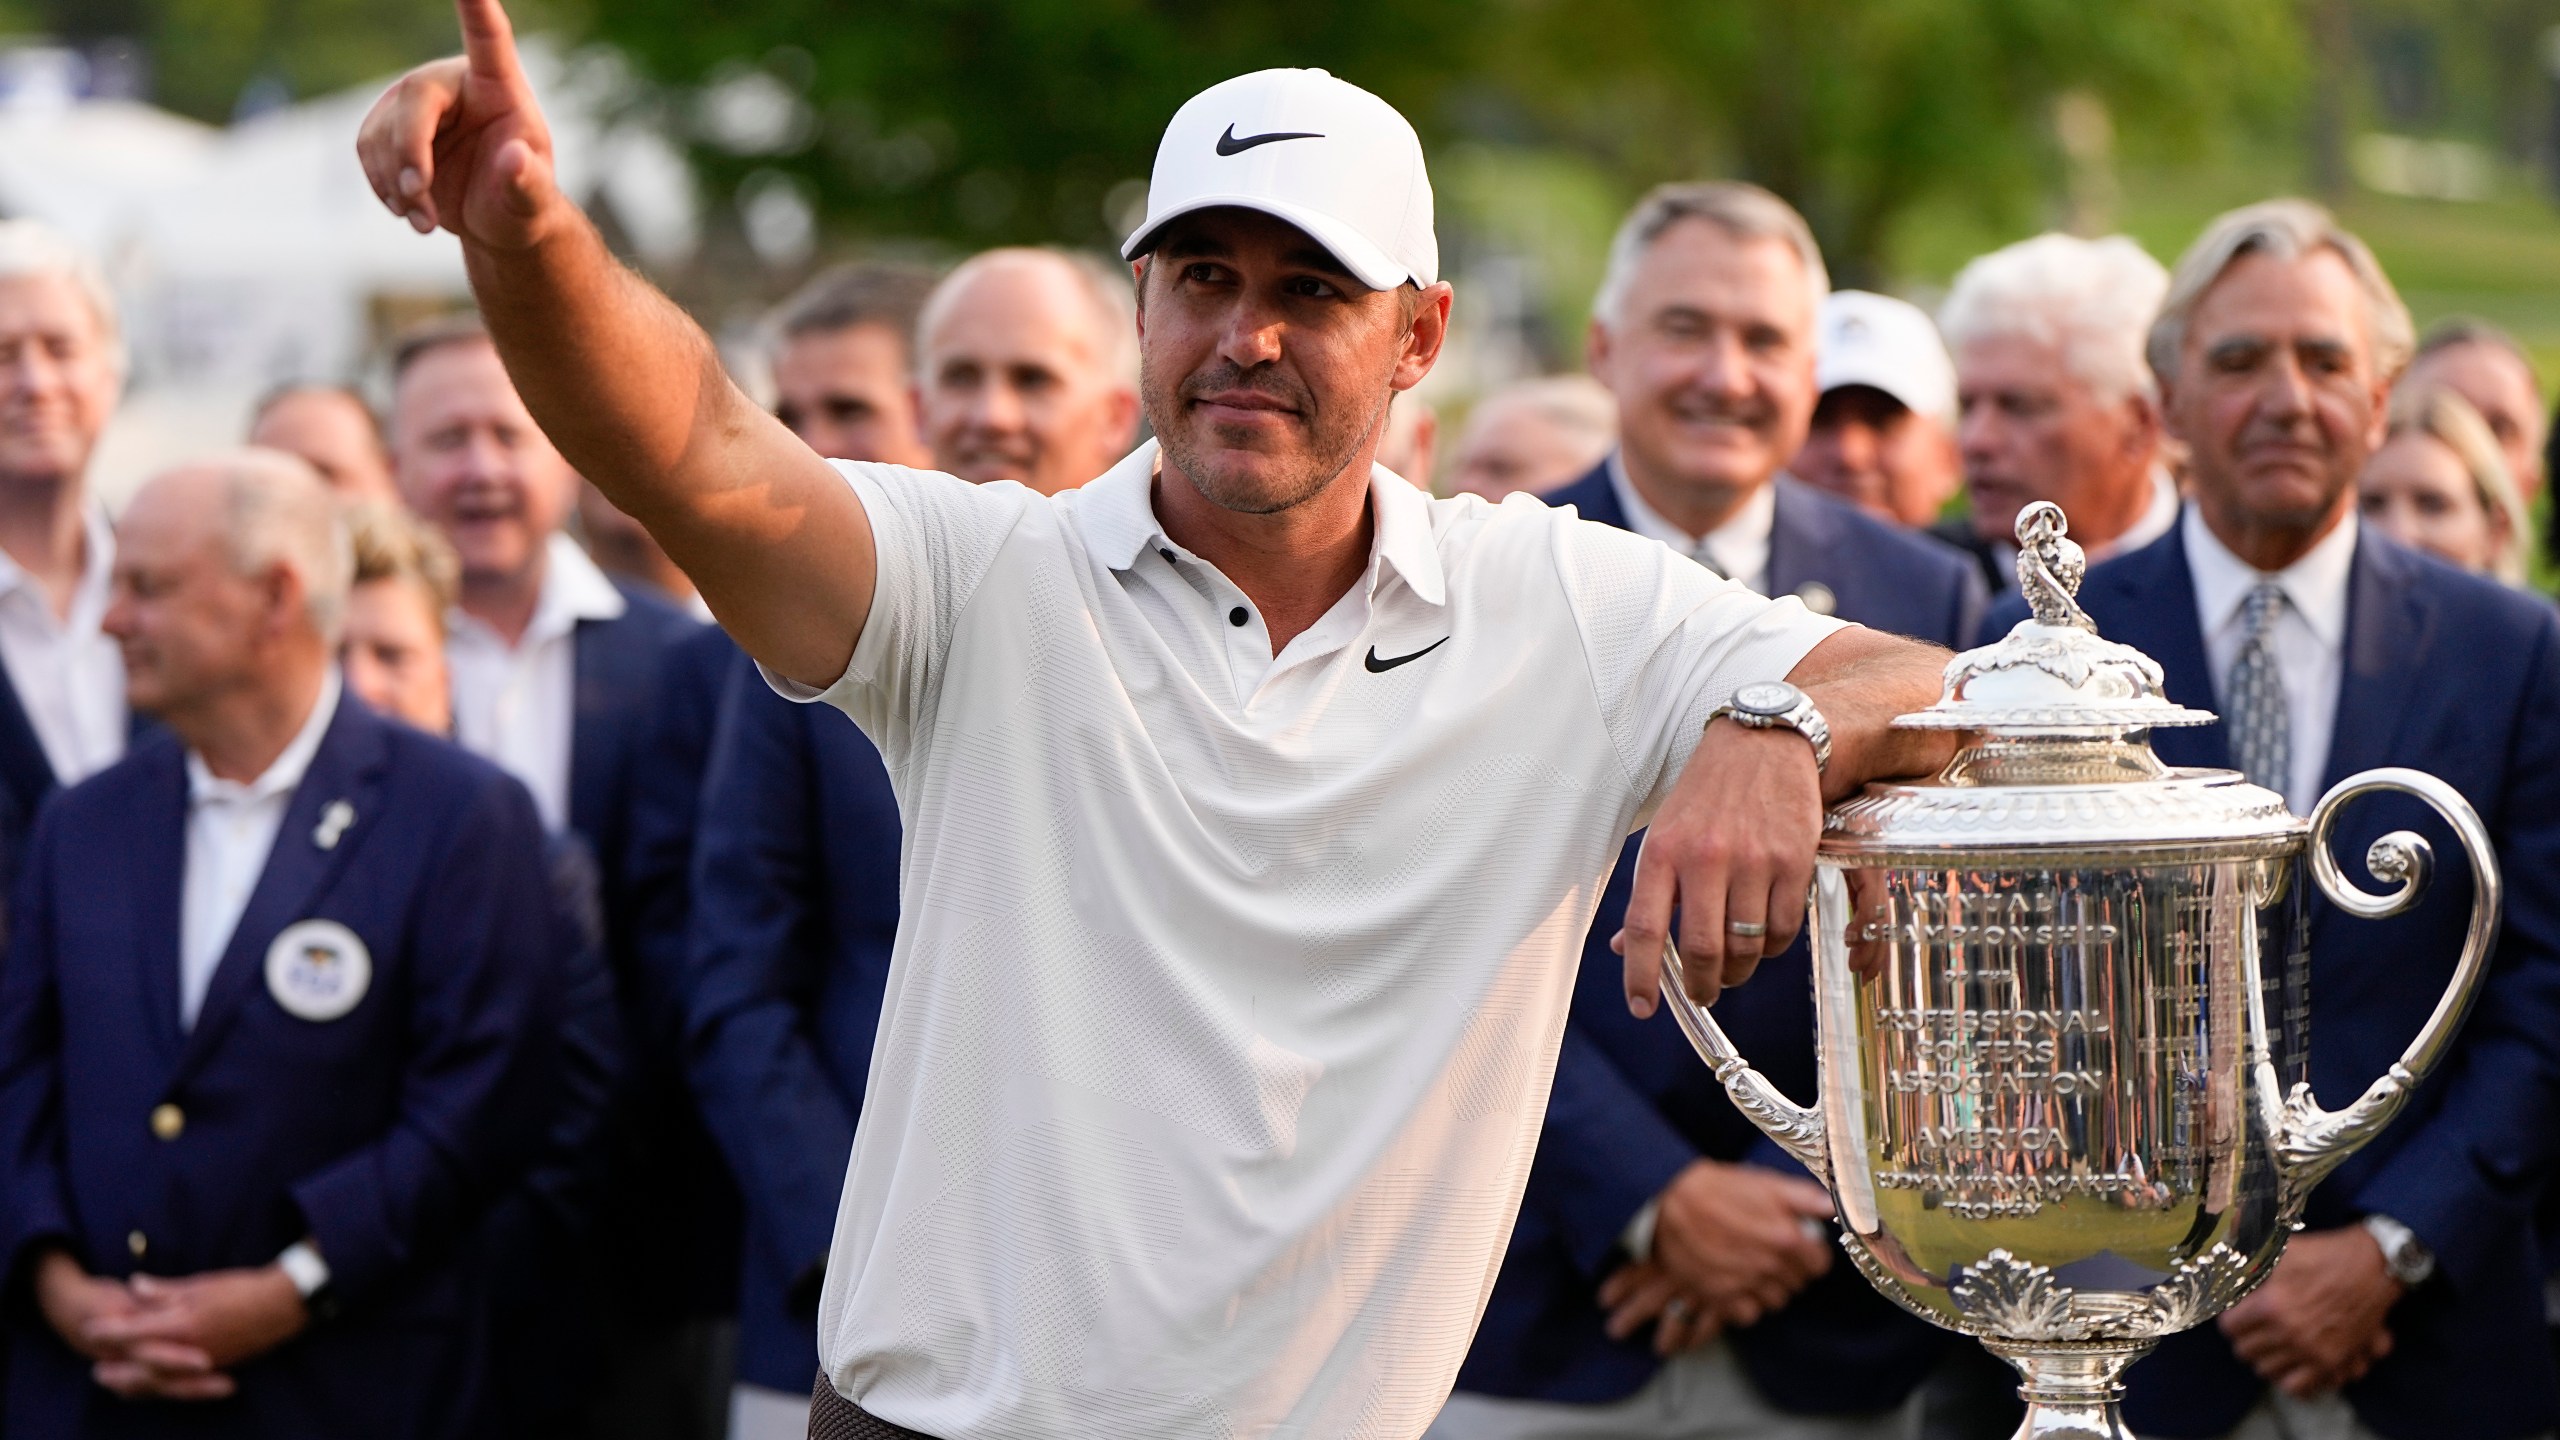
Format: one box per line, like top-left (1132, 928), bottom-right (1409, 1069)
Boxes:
top-left (2320, 533), bottom-right (2426, 788)
top-left (569, 614), bottom-right (619, 843)
top-left (128, 741), bottom-right (189, 1061)
top-left (1766, 480), bottom-right (1836, 602)
top-left (2097, 528), bottom-right (2228, 772)
top-left (175, 702), bottom-right (391, 1077)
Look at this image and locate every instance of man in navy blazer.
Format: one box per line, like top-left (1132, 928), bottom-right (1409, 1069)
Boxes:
top-left (671, 263), bottom-right (933, 1438)
top-left (1983, 201), bottom-right (2560, 1440)
top-left (389, 317), bottom-right (730, 1439)
top-left (0, 455), bottom-right (563, 1437)
top-left (1439, 182), bottom-right (1983, 1439)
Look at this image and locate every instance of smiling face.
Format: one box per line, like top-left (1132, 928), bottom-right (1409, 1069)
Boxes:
top-left (2163, 248), bottom-right (2389, 562)
top-left (0, 271), bottom-right (119, 489)
top-left (919, 254), bottom-right (1139, 495)
top-left (1587, 218), bottom-right (1818, 527)
top-left (390, 338), bottom-right (576, 592)
top-left (1137, 207), bottom-right (1448, 517)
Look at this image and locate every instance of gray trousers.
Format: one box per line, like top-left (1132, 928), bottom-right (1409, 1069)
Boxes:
top-left (1426, 1341), bottom-right (1918, 1440)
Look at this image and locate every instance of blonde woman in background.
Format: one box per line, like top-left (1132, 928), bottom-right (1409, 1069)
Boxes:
top-left (2359, 385), bottom-right (2529, 585)
top-left (339, 501), bottom-right (459, 732)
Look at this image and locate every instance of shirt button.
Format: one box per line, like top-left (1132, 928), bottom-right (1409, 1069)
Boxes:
top-left (1159, 548), bottom-right (1176, 564)
top-left (1229, 606), bottom-right (1249, 628)
top-left (149, 1103), bottom-right (184, 1141)
top-left (127, 1230), bottom-right (148, 1259)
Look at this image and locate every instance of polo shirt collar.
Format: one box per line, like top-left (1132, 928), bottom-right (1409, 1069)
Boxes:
top-left (2182, 502), bottom-right (2356, 651)
top-left (1080, 440), bottom-right (1446, 607)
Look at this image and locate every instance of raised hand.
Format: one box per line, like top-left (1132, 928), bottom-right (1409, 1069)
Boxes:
top-left (356, 0), bottom-right (564, 250)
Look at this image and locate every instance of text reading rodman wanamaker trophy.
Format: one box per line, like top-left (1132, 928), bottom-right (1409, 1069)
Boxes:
top-left (1664, 503), bottom-right (2499, 1439)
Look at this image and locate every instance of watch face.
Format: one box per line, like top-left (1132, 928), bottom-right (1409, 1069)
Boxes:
top-left (1733, 680), bottom-right (1800, 717)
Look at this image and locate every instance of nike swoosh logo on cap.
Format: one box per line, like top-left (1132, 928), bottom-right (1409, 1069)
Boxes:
top-left (1217, 124), bottom-right (1324, 156)
top-left (1363, 638), bottom-right (1449, 673)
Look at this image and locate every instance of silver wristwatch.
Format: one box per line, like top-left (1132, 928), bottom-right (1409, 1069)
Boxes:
top-left (1711, 680), bottom-right (1831, 774)
top-left (2362, 1213), bottom-right (2436, 1287)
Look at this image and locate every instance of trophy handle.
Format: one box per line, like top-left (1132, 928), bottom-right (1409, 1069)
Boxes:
top-left (1658, 939), bottom-right (1830, 1181)
top-left (2269, 767), bottom-right (2501, 1195)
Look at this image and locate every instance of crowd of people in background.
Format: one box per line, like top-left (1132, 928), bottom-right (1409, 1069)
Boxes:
top-left (0, 150), bottom-right (2556, 1440)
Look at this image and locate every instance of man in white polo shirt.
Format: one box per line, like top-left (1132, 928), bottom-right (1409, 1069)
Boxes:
top-left (358, 6), bottom-right (1958, 1436)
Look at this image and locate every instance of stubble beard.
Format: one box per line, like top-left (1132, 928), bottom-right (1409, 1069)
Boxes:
top-left (1145, 354), bottom-right (1390, 517)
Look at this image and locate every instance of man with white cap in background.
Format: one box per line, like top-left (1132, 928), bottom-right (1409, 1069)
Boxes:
top-left (358, 8), bottom-right (1963, 1436)
top-left (1933, 233), bottom-right (2176, 601)
top-left (1789, 290), bottom-right (1961, 528)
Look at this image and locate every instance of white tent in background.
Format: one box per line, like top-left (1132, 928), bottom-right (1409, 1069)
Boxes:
top-left (0, 41), bottom-right (700, 503)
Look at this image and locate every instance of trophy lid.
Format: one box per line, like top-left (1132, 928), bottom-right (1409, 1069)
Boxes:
top-left (1824, 502), bottom-right (2303, 855)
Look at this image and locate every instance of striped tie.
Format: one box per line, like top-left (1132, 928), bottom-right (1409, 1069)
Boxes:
top-left (2226, 581), bottom-right (2291, 796)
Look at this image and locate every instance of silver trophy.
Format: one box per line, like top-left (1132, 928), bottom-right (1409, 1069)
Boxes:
top-left (1663, 502), bottom-right (2499, 1439)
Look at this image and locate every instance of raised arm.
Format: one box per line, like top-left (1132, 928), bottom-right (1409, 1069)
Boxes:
top-left (357, 0), bottom-right (868, 688)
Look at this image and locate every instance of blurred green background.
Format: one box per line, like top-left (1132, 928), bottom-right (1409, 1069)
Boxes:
top-left (15, 0), bottom-right (2560, 382)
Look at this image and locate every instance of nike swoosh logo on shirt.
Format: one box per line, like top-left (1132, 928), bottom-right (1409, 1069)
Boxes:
top-left (1216, 124), bottom-right (1324, 156)
top-left (1364, 638), bottom-right (1449, 673)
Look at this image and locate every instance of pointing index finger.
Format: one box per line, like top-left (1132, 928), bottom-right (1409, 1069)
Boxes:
top-left (456, 0), bottom-right (530, 95)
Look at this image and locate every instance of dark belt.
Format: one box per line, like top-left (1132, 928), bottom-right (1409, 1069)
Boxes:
top-left (809, 1371), bottom-right (939, 1440)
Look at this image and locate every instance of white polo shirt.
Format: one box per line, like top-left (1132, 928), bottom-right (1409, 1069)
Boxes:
top-left (789, 441), bottom-right (1845, 1439)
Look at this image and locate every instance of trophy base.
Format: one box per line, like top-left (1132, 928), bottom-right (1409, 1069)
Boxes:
top-left (1982, 1338), bottom-right (2153, 1440)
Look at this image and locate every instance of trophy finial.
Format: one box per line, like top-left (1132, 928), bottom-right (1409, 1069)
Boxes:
top-left (2015, 501), bottom-right (2093, 631)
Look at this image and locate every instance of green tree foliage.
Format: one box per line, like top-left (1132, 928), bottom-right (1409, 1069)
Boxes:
top-left (581, 0), bottom-right (2308, 277)
top-left (588, 0), bottom-right (1489, 250)
top-left (1493, 0), bottom-right (2306, 281)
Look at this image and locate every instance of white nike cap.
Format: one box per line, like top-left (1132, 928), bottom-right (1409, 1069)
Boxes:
top-left (1816, 290), bottom-right (1957, 425)
top-left (1120, 68), bottom-right (1437, 292)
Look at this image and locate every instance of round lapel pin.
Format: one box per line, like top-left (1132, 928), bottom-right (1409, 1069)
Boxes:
top-left (264, 919), bottom-right (373, 1022)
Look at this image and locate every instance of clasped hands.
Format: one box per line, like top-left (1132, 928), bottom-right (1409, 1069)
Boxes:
top-left (1599, 1159), bottom-right (1837, 1356)
top-left (34, 1247), bottom-right (308, 1401)
top-left (2218, 1224), bottom-right (2402, 1398)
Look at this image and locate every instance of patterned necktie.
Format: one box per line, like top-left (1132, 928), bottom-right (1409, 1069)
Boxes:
top-left (2226, 581), bottom-right (2291, 795)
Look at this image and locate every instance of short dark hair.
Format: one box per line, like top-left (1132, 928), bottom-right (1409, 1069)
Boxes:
top-left (250, 382), bottom-right (384, 446)
top-left (771, 263), bottom-right (939, 351)
top-left (2417, 316), bottom-right (2539, 381)
top-left (387, 312), bottom-right (494, 386)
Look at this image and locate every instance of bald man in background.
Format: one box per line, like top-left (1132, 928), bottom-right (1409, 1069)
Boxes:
top-left (914, 248), bottom-right (1140, 494)
top-left (1448, 375), bottom-right (1618, 502)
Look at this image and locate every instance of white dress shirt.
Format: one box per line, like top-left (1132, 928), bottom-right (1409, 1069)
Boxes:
top-left (179, 669), bottom-right (342, 1030)
top-left (444, 533), bottom-right (626, 833)
top-left (2184, 504), bottom-right (2357, 813)
top-left (773, 444), bottom-right (1843, 1439)
top-left (0, 503), bottom-right (126, 784)
top-left (1607, 453), bottom-right (1778, 595)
